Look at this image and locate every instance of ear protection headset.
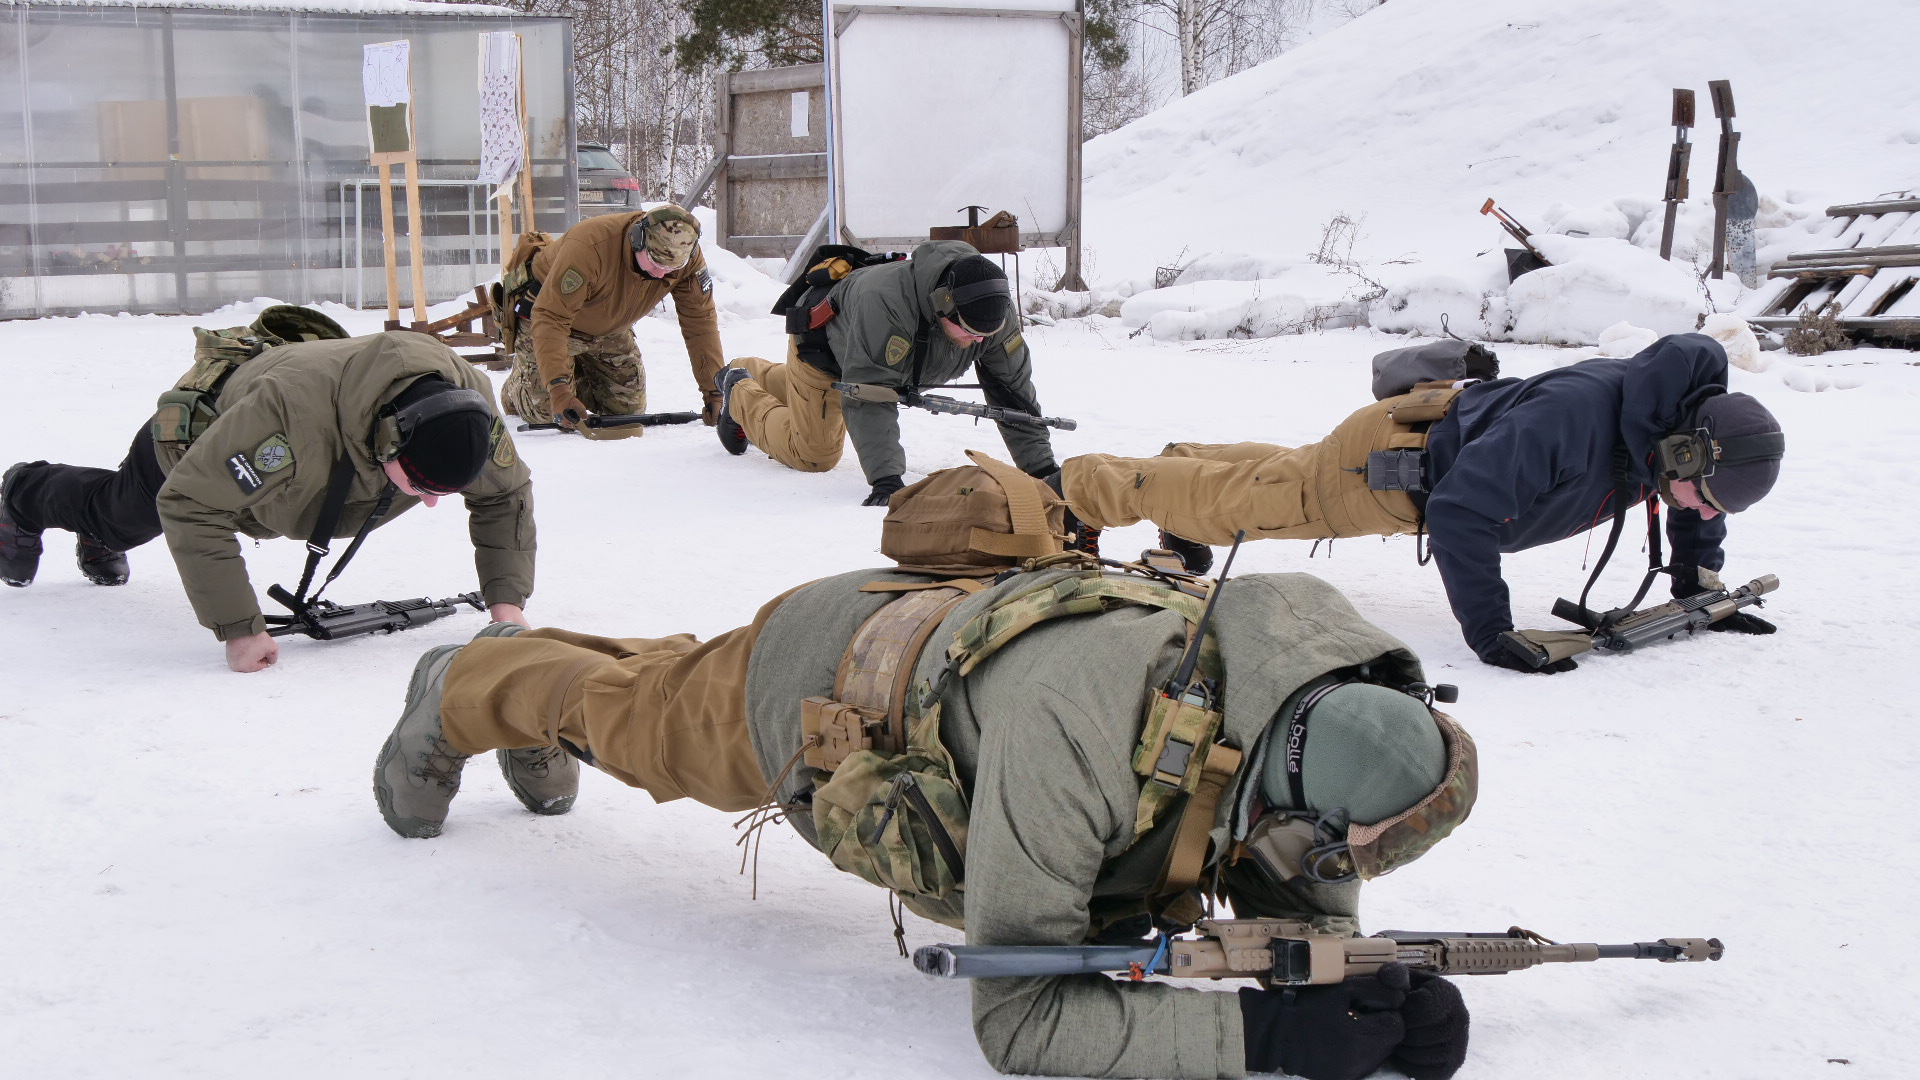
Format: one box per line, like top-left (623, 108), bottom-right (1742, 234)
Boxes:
top-left (1652, 387), bottom-right (1786, 488)
top-left (371, 384), bottom-right (491, 463)
top-left (932, 275), bottom-right (1010, 337)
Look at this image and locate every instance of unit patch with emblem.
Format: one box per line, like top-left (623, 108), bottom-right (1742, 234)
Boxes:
top-left (559, 267), bottom-right (586, 295)
top-left (1004, 331), bottom-right (1025, 354)
top-left (253, 433), bottom-right (294, 474)
top-left (227, 453), bottom-right (263, 494)
top-left (488, 417), bottom-right (517, 469)
top-left (696, 268), bottom-right (713, 295)
top-left (884, 334), bottom-right (912, 368)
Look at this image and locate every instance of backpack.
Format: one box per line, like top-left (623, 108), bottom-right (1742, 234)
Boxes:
top-left (151, 305), bottom-right (350, 461)
top-left (771, 244), bottom-right (906, 373)
top-left (1370, 339), bottom-right (1499, 400)
top-left (489, 230), bottom-right (553, 353)
top-left (879, 450), bottom-right (1066, 576)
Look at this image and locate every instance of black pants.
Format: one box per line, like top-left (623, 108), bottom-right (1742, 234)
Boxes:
top-left (3, 427), bottom-right (166, 552)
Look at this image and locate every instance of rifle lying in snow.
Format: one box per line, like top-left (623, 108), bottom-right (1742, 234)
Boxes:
top-left (914, 920), bottom-right (1722, 985)
top-left (1499, 574), bottom-right (1779, 669)
top-left (833, 382), bottom-right (1078, 431)
top-left (516, 410), bottom-right (702, 433)
top-left (264, 586), bottom-right (485, 640)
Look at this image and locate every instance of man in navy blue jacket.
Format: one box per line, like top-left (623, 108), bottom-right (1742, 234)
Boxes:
top-left (1051, 334), bottom-right (1785, 671)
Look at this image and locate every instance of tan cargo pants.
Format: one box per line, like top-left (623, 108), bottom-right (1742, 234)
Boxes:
top-left (727, 337), bottom-right (845, 472)
top-left (1059, 396), bottom-right (1424, 546)
top-left (436, 588), bottom-right (803, 812)
top-left (501, 327), bottom-right (648, 438)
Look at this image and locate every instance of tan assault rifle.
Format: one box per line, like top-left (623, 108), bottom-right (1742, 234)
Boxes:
top-left (915, 919), bottom-right (1722, 985)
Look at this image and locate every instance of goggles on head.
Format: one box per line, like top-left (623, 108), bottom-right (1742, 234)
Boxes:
top-left (1244, 709), bottom-right (1477, 885)
top-left (931, 277), bottom-right (1008, 339)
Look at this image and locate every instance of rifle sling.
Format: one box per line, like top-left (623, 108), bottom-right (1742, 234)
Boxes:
top-left (286, 453), bottom-right (397, 610)
top-left (1573, 446), bottom-right (1668, 632)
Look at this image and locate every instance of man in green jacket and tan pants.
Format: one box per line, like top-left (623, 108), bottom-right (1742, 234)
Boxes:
top-left (1, 327), bottom-right (537, 672)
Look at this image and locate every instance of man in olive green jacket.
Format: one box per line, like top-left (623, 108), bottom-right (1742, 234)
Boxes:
top-left (719, 240), bottom-right (1057, 503)
top-left (1, 332), bottom-right (536, 672)
top-left (374, 565), bottom-right (1471, 1080)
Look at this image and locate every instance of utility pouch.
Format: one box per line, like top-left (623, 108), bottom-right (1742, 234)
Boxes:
top-left (1366, 448), bottom-right (1428, 493)
top-left (151, 388), bottom-right (221, 452)
top-left (801, 696), bottom-right (884, 773)
top-left (1131, 686), bottom-right (1226, 839)
top-left (150, 307), bottom-right (347, 459)
top-left (813, 712), bottom-right (971, 920)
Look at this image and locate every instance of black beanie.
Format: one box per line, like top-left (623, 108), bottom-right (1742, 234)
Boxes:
top-left (390, 376), bottom-right (491, 495)
top-left (943, 255), bottom-right (1009, 336)
top-left (1695, 392), bottom-right (1784, 513)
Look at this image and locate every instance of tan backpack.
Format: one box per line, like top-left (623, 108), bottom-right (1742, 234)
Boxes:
top-left (880, 450), bottom-right (1067, 575)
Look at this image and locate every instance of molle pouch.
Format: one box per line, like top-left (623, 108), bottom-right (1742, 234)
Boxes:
top-left (1131, 687), bottom-right (1225, 838)
top-left (1366, 449), bottom-right (1427, 493)
top-left (801, 695), bottom-right (884, 773)
top-left (811, 714), bottom-right (971, 926)
top-left (150, 388), bottom-right (220, 458)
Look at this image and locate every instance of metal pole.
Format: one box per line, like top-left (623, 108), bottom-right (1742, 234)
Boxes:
top-left (1060, 2), bottom-right (1087, 291)
top-left (822, 0), bottom-right (841, 245)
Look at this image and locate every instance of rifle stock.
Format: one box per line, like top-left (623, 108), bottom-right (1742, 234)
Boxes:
top-left (265, 587), bottom-right (486, 640)
top-left (915, 919), bottom-right (1722, 984)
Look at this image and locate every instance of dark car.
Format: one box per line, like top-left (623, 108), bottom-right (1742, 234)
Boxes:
top-left (578, 143), bottom-right (640, 217)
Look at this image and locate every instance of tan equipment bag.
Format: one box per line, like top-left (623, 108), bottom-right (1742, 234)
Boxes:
top-left (880, 449), bottom-right (1067, 576)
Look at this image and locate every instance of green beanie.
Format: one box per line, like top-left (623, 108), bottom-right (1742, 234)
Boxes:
top-left (1260, 679), bottom-right (1446, 826)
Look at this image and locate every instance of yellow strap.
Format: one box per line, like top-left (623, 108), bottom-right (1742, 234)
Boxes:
top-left (968, 528), bottom-right (1061, 557)
top-left (1152, 743), bottom-right (1243, 898)
top-left (859, 578), bottom-right (988, 594)
top-left (965, 449), bottom-right (1050, 540)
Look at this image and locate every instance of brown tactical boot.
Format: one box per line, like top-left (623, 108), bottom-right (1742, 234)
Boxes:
top-left (496, 745), bottom-right (579, 815)
top-left (0, 463), bottom-right (43, 588)
top-left (76, 536), bottom-right (130, 586)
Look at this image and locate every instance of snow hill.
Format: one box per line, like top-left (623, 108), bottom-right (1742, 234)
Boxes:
top-left (1074, 0), bottom-right (1920, 345)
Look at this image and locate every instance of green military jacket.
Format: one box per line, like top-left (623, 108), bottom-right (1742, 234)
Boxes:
top-left (744, 568), bottom-right (1424, 1078)
top-left (154, 332), bottom-right (535, 640)
top-left (822, 240), bottom-right (1056, 483)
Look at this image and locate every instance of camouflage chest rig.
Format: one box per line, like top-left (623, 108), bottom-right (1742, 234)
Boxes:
top-left (149, 305), bottom-right (350, 468)
top-left (794, 453), bottom-right (1244, 937)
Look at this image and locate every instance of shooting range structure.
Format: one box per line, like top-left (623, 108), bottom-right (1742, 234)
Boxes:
top-left (0, 2), bottom-right (575, 320)
top-left (1658, 88), bottom-right (1694, 261)
top-left (1745, 196), bottom-right (1920, 347)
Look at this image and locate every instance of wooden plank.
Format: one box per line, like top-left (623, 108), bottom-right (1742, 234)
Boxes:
top-left (1825, 198), bottom-right (1920, 217)
top-left (1783, 243), bottom-right (1920, 263)
top-left (727, 63), bottom-right (825, 95)
top-left (404, 157), bottom-right (429, 324)
top-left (378, 159), bottom-right (400, 323)
top-left (725, 152), bottom-right (829, 182)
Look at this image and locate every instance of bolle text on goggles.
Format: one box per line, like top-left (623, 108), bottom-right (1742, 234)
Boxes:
top-left (1653, 423), bottom-right (1786, 514)
top-left (1243, 690), bottom-right (1477, 885)
top-left (931, 277), bottom-right (1009, 339)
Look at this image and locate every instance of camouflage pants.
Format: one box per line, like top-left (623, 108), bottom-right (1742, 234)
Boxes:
top-left (501, 327), bottom-right (647, 431)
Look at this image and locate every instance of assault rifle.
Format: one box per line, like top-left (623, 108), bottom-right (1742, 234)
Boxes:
top-left (914, 919), bottom-right (1722, 985)
top-left (833, 382), bottom-right (1078, 431)
top-left (264, 585), bottom-right (486, 640)
top-left (1501, 574), bottom-right (1778, 668)
top-left (517, 410), bottom-right (702, 433)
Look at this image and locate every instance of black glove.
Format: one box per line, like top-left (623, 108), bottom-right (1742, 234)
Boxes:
top-left (1392, 969), bottom-right (1471, 1080)
top-left (1480, 646), bottom-right (1578, 674)
top-left (1239, 964), bottom-right (1409, 1080)
top-left (1710, 611), bottom-right (1776, 634)
top-left (862, 475), bottom-right (905, 506)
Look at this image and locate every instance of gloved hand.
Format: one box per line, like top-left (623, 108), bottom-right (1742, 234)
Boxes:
top-left (1480, 646), bottom-right (1578, 674)
top-left (862, 475), bottom-right (905, 506)
top-left (1392, 969), bottom-right (1471, 1080)
top-left (547, 382), bottom-right (586, 429)
top-left (1710, 611), bottom-right (1776, 634)
top-left (1239, 964), bottom-right (1408, 1080)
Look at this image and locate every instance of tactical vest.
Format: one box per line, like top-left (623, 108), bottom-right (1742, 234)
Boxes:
top-left (770, 245), bottom-right (905, 375)
top-left (804, 560), bottom-right (1238, 931)
top-left (489, 230), bottom-right (554, 354)
top-left (150, 305), bottom-right (349, 466)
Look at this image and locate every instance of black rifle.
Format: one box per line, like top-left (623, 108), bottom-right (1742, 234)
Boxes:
top-left (264, 585), bottom-right (486, 640)
top-left (832, 382), bottom-right (1078, 431)
top-left (1501, 574), bottom-right (1778, 668)
top-left (516, 410), bottom-right (702, 433)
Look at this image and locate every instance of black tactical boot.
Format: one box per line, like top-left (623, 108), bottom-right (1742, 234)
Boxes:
top-left (1042, 467), bottom-right (1100, 558)
top-left (0, 463), bottom-right (44, 588)
top-left (76, 536), bottom-right (130, 586)
top-left (1157, 529), bottom-right (1214, 575)
top-left (715, 366), bottom-right (752, 456)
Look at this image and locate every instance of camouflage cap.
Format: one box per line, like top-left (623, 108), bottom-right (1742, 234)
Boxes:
top-left (629, 204), bottom-right (701, 270)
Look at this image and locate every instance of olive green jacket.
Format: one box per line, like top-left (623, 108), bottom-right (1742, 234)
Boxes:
top-left (822, 240), bottom-right (1056, 483)
top-left (154, 332), bottom-right (536, 640)
top-left (744, 568), bottom-right (1423, 1078)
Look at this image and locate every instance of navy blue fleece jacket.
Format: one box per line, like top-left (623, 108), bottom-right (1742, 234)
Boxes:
top-left (1421, 334), bottom-right (1731, 660)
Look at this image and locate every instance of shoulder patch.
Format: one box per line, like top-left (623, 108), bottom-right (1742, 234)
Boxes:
top-left (558, 267), bottom-right (585, 295)
top-left (696, 268), bottom-right (713, 295)
top-left (488, 416), bottom-right (517, 469)
top-left (226, 453), bottom-right (264, 495)
top-left (1003, 331), bottom-right (1025, 354)
top-left (884, 334), bottom-right (912, 368)
top-left (252, 433), bottom-right (294, 474)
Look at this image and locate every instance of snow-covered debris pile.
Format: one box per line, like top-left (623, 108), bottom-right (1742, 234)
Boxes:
top-left (1118, 260), bottom-right (1366, 341)
top-left (1073, 0), bottom-right (1920, 346)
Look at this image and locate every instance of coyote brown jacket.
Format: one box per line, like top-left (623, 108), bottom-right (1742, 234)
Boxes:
top-left (744, 567), bottom-right (1425, 1078)
top-left (154, 332), bottom-right (535, 640)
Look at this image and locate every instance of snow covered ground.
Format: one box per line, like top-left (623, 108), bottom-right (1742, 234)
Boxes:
top-left (2, 291), bottom-right (1916, 1078)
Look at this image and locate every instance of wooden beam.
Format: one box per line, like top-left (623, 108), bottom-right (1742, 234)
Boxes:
top-left (377, 159), bottom-right (400, 323)
top-left (1825, 198), bottom-right (1920, 218)
top-left (725, 153), bottom-right (829, 182)
top-left (727, 63), bottom-right (825, 95)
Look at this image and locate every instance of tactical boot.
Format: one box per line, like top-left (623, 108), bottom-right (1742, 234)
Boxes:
top-left (76, 536), bottom-right (130, 586)
top-left (1041, 467), bottom-right (1101, 559)
top-left (1157, 529), bottom-right (1214, 575)
top-left (715, 366), bottom-right (752, 456)
top-left (373, 644), bottom-right (472, 839)
top-left (497, 744), bottom-right (579, 815)
top-left (0, 463), bottom-right (43, 588)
